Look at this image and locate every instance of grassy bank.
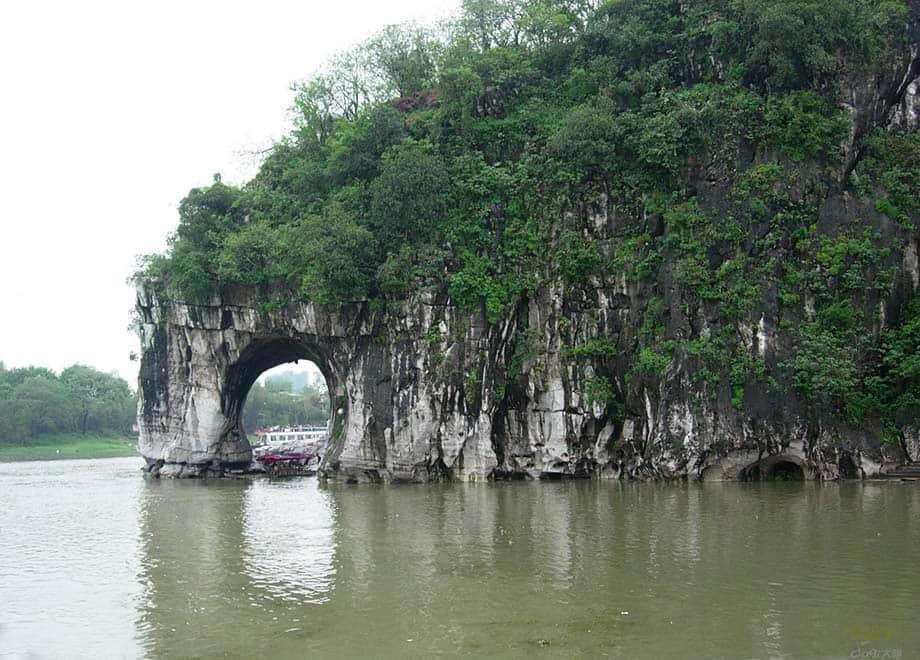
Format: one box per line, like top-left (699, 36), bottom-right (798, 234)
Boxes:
top-left (0, 433), bottom-right (139, 462)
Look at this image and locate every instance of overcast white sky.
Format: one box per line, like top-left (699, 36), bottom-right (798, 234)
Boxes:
top-left (0, 0), bottom-right (459, 386)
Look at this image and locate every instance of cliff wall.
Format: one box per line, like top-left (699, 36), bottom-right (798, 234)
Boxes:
top-left (136, 221), bottom-right (916, 483)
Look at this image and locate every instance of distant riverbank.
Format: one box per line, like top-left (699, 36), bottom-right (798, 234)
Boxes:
top-left (0, 434), bottom-right (138, 462)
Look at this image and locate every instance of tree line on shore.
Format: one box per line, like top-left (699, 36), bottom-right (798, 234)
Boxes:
top-left (0, 362), bottom-right (137, 445)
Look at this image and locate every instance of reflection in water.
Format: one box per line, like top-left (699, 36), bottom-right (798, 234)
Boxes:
top-left (134, 477), bottom-right (920, 658)
top-left (135, 478), bottom-right (252, 657)
top-left (136, 477), bottom-right (338, 657)
top-left (242, 479), bottom-right (336, 603)
top-left (1, 459), bottom-right (918, 658)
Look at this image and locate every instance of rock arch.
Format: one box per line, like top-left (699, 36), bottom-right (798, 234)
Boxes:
top-left (223, 336), bottom-right (341, 422)
top-left (134, 282), bottom-right (499, 481)
top-left (699, 448), bottom-right (817, 482)
top-left (221, 337), bottom-right (343, 459)
top-left (837, 452), bottom-right (859, 479)
top-left (738, 454), bottom-right (808, 481)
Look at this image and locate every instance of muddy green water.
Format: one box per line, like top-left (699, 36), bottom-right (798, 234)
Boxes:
top-left (0, 458), bottom-right (917, 658)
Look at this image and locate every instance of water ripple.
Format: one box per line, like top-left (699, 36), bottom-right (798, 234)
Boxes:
top-left (242, 479), bottom-right (336, 604)
top-left (1, 462), bottom-right (918, 658)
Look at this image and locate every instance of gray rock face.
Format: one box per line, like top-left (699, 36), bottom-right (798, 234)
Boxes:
top-left (135, 283), bottom-right (502, 481)
top-left (136, 265), bottom-right (909, 483)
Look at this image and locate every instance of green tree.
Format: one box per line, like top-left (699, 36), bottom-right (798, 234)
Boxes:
top-left (367, 23), bottom-right (442, 97)
top-left (368, 139), bottom-right (449, 250)
top-left (282, 203), bottom-right (378, 303)
top-left (519, 0), bottom-right (592, 46)
top-left (455, 0), bottom-right (522, 51)
top-left (548, 100), bottom-right (621, 183)
top-left (60, 365), bottom-right (135, 435)
top-left (324, 46), bottom-right (383, 121)
top-left (215, 220), bottom-right (283, 286)
top-left (290, 76), bottom-right (338, 146)
top-left (328, 104), bottom-right (407, 184)
top-left (736, 0), bottom-right (907, 93)
top-left (174, 182), bottom-right (243, 251)
top-left (875, 296), bottom-right (920, 431)
top-left (6, 376), bottom-right (75, 442)
top-left (168, 182), bottom-right (244, 301)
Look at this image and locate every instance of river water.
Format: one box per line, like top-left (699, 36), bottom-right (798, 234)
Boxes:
top-left (0, 457), bottom-right (917, 658)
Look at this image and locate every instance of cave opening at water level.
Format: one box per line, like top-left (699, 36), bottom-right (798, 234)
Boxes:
top-left (740, 459), bottom-right (805, 482)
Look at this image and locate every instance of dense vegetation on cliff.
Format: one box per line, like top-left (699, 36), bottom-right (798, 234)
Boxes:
top-left (0, 362), bottom-right (137, 445)
top-left (141, 0), bottom-right (919, 442)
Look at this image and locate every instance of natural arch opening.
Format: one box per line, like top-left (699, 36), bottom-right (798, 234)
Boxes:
top-left (739, 457), bottom-right (805, 482)
top-left (768, 460), bottom-right (804, 481)
top-left (243, 360), bottom-right (329, 476)
top-left (838, 453), bottom-right (859, 479)
top-left (223, 338), bottom-right (344, 476)
top-left (242, 362), bottom-right (329, 434)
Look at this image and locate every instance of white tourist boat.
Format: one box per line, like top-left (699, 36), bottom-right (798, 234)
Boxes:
top-left (254, 425), bottom-right (327, 446)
